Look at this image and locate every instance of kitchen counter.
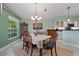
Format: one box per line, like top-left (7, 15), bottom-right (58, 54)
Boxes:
top-left (57, 29), bottom-right (79, 31)
top-left (55, 27), bottom-right (79, 31)
top-left (56, 27), bottom-right (79, 46)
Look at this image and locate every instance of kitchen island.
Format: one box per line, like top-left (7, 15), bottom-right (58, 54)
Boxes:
top-left (63, 30), bottom-right (79, 45)
top-left (56, 27), bottom-right (79, 45)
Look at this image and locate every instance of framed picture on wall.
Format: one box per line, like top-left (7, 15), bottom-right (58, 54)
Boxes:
top-left (33, 23), bottom-right (43, 30)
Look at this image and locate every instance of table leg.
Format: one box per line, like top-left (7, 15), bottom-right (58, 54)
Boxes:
top-left (39, 49), bottom-right (42, 56)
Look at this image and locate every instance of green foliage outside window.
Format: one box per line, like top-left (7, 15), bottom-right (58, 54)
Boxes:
top-left (9, 20), bottom-right (16, 28)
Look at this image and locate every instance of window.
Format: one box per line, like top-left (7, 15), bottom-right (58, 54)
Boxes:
top-left (56, 21), bottom-right (59, 27)
top-left (56, 21), bottom-right (63, 27)
top-left (60, 21), bottom-right (63, 27)
top-left (8, 16), bottom-right (19, 39)
top-left (56, 21), bottom-right (64, 27)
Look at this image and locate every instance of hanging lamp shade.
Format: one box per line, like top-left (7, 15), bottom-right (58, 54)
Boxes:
top-left (67, 7), bottom-right (70, 22)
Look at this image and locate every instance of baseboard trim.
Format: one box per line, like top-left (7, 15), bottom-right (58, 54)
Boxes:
top-left (0, 39), bottom-right (19, 52)
top-left (62, 40), bottom-right (79, 51)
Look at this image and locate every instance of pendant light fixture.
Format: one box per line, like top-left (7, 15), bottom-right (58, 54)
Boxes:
top-left (31, 3), bottom-right (42, 22)
top-left (67, 7), bottom-right (70, 22)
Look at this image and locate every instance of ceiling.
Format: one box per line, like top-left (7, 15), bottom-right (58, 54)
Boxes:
top-left (4, 3), bottom-right (79, 20)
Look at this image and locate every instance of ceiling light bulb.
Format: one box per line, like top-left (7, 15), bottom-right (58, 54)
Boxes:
top-left (67, 19), bottom-right (70, 22)
top-left (35, 15), bottom-right (38, 19)
top-left (31, 16), bottom-right (35, 20)
top-left (38, 17), bottom-right (42, 20)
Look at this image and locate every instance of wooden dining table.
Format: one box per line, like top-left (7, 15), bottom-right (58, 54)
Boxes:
top-left (30, 34), bottom-right (51, 56)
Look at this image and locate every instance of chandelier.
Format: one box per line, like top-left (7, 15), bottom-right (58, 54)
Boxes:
top-left (31, 3), bottom-right (42, 21)
top-left (67, 7), bottom-right (70, 22)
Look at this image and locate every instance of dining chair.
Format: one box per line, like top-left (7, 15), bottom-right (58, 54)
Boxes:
top-left (46, 29), bottom-right (58, 56)
top-left (22, 31), bottom-right (29, 52)
top-left (22, 32), bottom-right (37, 56)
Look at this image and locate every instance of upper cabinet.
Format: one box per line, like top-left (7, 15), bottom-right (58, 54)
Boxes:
top-left (55, 20), bottom-right (79, 27)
